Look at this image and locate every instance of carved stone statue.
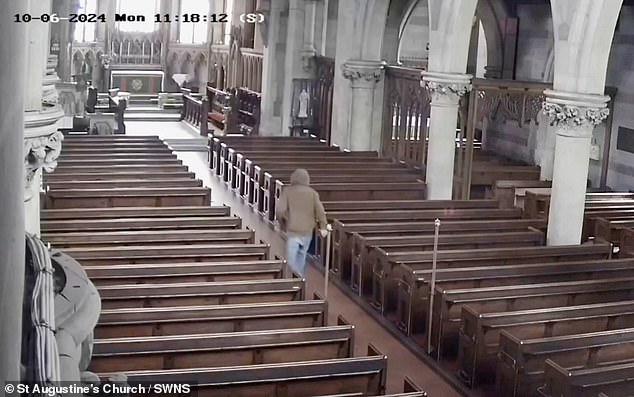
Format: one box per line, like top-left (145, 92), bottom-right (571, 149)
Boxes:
top-left (298, 89), bottom-right (310, 119)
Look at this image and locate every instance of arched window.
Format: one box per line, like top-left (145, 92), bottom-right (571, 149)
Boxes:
top-left (223, 0), bottom-right (234, 45)
top-left (116, 0), bottom-right (159, 33)
top-left (73, 0), bottom-right (97, 42)
top-left (179, 0), bottom-right (209, 44)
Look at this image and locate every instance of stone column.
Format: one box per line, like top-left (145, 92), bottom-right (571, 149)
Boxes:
top-left (0, 0), bottom-right (28, 392)
top-left (341, 60), bottom-right (386, 151)
top-left (421, 71), bottom-right (472, 200)
top-left (24, 0), bottom-right (65, 236)
top-left (544, 90), bottom-right (610, 245)
top-left (259, 0), bottom-right (287, 135)
top-left (52, 0), bottom-right (74, 81)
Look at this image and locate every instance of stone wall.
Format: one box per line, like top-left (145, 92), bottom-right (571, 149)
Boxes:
top-left (399, 0), bottom-right (429, 62)
top-left (484, 4), bottom-right (634, 190)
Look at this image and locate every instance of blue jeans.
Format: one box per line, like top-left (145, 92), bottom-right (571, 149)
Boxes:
top-left (286, 233), bottom-right (313, 277)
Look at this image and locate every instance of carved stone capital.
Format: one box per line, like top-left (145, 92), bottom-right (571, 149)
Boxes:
top-left (421, 71), bottom-right (472, 104)
top-left (542, 89), bottom-right (610, 138)
top-left (24, 107), bottom-right (65, 201)
top-left (342, 60), bottom-right (386, 88)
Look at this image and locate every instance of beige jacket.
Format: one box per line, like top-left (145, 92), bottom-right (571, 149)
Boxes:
top-left (277, 169), bottom-right (327, 235)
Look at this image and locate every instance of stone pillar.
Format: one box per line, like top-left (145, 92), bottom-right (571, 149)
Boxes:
top-left (24, 0), bottom-right (65, 236)
top-left (544, 90), bottom-right (610, 245)
top-left (538, 122), bottom-right (557, 180)
top-left (281, 0), bottom-right (309, 134)
top-left (0, 0), bottom-right (28, 391)
top-left (421, 71), bottom-right (472, 199)
top-left (52, 0), bottom-right (74, 81)
top-left (259, 0), bottom-right (287, 135)
top-left (341, 60), bottom-right (386, 151)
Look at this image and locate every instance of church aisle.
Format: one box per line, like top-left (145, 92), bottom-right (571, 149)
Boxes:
top-left (136, 122), bottom-right (463, 396)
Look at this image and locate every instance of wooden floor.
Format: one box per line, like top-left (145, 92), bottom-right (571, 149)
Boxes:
top-left (127, 121), bottom-right (462, 396)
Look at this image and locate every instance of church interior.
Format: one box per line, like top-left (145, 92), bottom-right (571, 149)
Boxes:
top-left (3, 0), bottom-right (634, 396)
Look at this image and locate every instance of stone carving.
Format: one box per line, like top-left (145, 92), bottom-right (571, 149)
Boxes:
top-left (424, 80), bottom-right (472, 100)
top-left (542, 102), bottom-right (610, 128)
top-left (342, 64), bottom-right (384, 84)
top-left (24, 131), bottom-right (64, 201)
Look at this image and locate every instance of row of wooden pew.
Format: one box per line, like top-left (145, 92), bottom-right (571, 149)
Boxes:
top-left (516, 187), bottom-right (634, 257)
top-left (43, 134), bottom-right (426, 396)
top-left (210, 135), bottom-right (634, 397)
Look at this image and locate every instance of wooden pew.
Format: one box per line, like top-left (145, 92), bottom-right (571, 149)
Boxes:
top-left (230, 151), bottom-right (379, 192)
top-left (41, 206), bottom-right (230, 220)
top-left (44, 187), bottom-right (211, 209)
top-left (471, 164), bottom-right (541, 192)
top-left (42, 229), bottom-right (254, 248)
top-left (494, 180), bottom-right (553, 209)
top-left (594, 217), bottom-right (634, 247)
top-left (97, 356), bottom-right (387, 397)
top-left (372, 242), bottom-right (612, 316)
top-left (431, 274), bottom-right (634, 360)
top-left (98, 278), bottom-right (305, 309)
top-left (459, 289), bottom-right (634, 387)
top-left (61, 243), bottom-right (270, 265)
top-left (58, 146), bottom-right (172, 154)
top-left (525, 191), bottom-right (634, 219)
top-left (44, 171), bottom-right (197, 183)
top-left (353, 229), bottom-right (545, 297)
top-left (497, 327), bottom-right (634, 397)
top-left (257, 166), bottom-right (420, 214)
top-left (540, 358), bottom-right (634, 397)
top-left (86, 260), bottom-right (286, 286)
top-left (45, 179), bottom-right (203, 190)
top-left (41, 216), bottom-right (242, 233)
top-left (330, 218), bottom-right (547, 284)
top-left (329, 208), bottom-right (525, 279)
top-left (59, 152), bottom-right (176, 159)
top-left (90, 325), bottom-right (354, 372)
top-left (56, 158), bottom-right (183, 167)
top-left (232, 151), bottom-right (379, 192)
top-left (63, 135), bottom-right (161, 142)
top-left (95, 300), bottom-right (327, 338)
top-left (51, 164), bottom-right (190, 174)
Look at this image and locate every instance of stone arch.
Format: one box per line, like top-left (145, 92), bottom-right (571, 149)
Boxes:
top-left (476, 0), bottom-right (506, 78)
top-left (395, 0), bottom-right (429, 65)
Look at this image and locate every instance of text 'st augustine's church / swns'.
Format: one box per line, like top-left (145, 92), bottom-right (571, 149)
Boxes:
top-left (1, 1), bottom-right (633, 397)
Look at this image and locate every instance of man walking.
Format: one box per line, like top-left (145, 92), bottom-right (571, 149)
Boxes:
top-left (277, 168), bottom-right (329, 277)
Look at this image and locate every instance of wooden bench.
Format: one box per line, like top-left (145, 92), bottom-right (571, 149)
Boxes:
top-left (90, 325), bottom-right (354, 372)
top-left (58, 146), bottom-right (172, 154)
top-left (98, 278), bottom-right (305, 309)
top-left (44, 187), bottom-right (211, 208)
top-left (97, 355), bottom-right (387, 397)
top-left (59, 152), bottom-right (176, 160)
top-left (329, 208), bottom-right (525, 279)
top-left (494, 180), bottom-right (553, 209)
top-left (330, 218), bottom-right (547, 285)
top-left (372, 242), bottom-right (612, 317)
top-left (51, 164), bottom-right (190, 174)
top-left (42, 229), bottom-right (254, 248)
top-left (594, 217), bottom-right (634, 246)
top-left (44, 171), bottom-right (197, 183)
top-left (257, 166), bottom-right (419, 214)
top-left (540, 358), bottom-right (634, 397)
top-left (45, 179), bottom-right (203, 190)
top-left (525, 191), bottom-right (634, 219)
top-left (41, 216), bottom-right (242, 233)
top-left (231, 151), bottom-right (378, 192)
top-left (62, 243), bottom-right (270, 265)
top-left (471, 164), bottom-right (541, 191)
top-left (95, 299), bottom-right (327, 338)
top-left (431, 274), bottom-right (634, 360)
top-left (85, 260), bottom-right (286, 286)
top-left (56, 158), bottom-right (183, 167)
top-left (459, 288), bottom-right (634, 387)
top-left (353, 229), bottom-right (545, 298)
top-left (41, 206), bottom-right (229, 220)
top-left (230, 151), bottom-right (379, 192)
top-left (497, 327), bottom-right (634, 397)
top-left (206, 85), bottom-right (231, 130)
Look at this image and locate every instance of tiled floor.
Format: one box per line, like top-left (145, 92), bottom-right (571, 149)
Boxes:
top-left (127, 121), bottom-right (463, 396)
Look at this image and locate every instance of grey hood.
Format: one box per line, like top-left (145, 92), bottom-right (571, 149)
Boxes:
top-left (290, 168), bottom-right (310, 186)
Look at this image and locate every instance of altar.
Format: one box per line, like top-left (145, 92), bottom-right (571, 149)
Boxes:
top-left (110, 70), bottom-right (164, 95)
